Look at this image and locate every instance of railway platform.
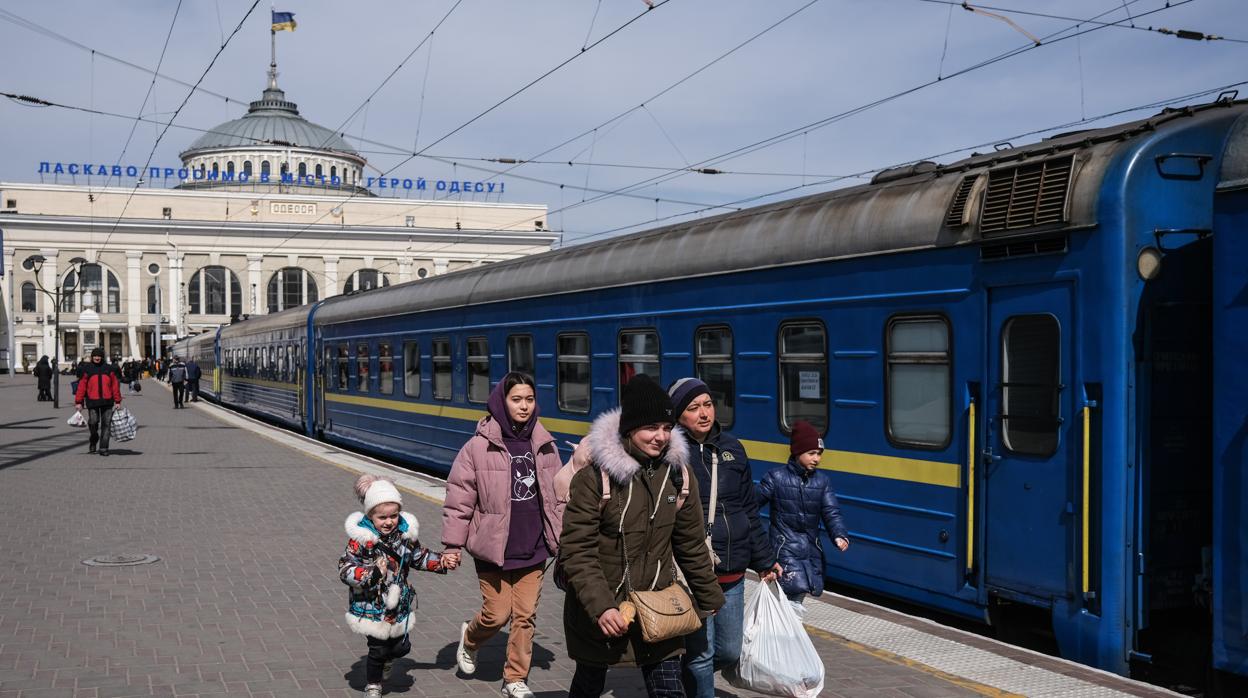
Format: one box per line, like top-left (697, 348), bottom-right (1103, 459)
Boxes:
top-left (0, 375), bottom-right (1180, 698)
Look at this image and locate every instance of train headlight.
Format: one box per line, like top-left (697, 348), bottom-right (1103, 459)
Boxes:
top-left (1137, 246), bottom-right (1163, 280)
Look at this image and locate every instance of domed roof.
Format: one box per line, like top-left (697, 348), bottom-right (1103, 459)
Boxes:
top-left (181, 86), bottom-right (358, 158)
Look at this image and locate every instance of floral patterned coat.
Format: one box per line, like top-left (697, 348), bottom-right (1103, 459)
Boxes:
top-left (338, 510), bottom-right (445, 639)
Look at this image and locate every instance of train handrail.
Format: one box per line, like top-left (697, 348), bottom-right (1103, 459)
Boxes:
top-left (966, 400), bottom-right (976, 578)
top-left (1081, 403), bottom-right (1093, 599)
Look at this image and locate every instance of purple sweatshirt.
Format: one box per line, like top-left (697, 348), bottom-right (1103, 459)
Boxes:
top-left (480, 382), bottom-right (548, 571)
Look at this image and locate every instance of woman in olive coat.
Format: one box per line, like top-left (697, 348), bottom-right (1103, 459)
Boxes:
top-left (559, 375), bottom-right (724, 697)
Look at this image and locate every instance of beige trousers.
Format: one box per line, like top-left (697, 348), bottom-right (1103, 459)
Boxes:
top-left (464, 563), bottom-right (545, 683)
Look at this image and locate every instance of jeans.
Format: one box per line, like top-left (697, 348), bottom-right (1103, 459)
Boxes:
top-left (87, 405), bottom-right (115, 451)
top-left (681, 577), bottom-right (745, 698)
top-left (569, 657), bottom-right (685, 698)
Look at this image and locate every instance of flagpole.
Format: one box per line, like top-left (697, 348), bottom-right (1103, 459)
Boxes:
top-left (269, 28), bottom-right (277, 89)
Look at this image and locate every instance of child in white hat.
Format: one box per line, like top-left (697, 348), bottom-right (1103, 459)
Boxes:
top-left (339, 474), bottom-right (452, 698)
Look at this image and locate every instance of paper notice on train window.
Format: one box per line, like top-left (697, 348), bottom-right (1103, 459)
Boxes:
top-left (798, 371), bottom-right (820, 399)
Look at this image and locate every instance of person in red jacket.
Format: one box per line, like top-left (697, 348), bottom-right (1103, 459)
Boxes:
top-left (74, 347), bottom-right (122, 456)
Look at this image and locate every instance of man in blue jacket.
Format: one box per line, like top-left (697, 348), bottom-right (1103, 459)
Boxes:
top-left (185, 358), bottom-right (202, 402)
top-left (668, 377), bottom-right (781, 698)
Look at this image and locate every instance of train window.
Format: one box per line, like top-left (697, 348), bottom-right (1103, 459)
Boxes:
top-left (324, 347), bottom-right (335, 390)
top-left (695, 326), bottom-right (734, 429)
top-left (286, 345), bottom-right (295, 382)
top-left (403, 341), bottom-right (420, 398)
top-left (779, 322), bottom-right (828, 433)
top-left (433, 338), bottom-right (452, 400)
top-left (508, 335), bottom-right (535, 377)
top-left (337, 345), bottom-right (350, 391)
top-left (356, 343), bottom-right (371, 393)
top-left (886, 316), bottom-right (951, 448)
top-left (293, 345), bottom-right (301, 383)
top-left (619, 330), bottom-right (660, 389)
top-left (467, 337), bottom-right (490, 404)
top-left (378, 343), bottom-right (394, 395)
top-left (1001, 314), bottom-right (1061, 456)
top-left (557, 333), bottom-right (591, 414)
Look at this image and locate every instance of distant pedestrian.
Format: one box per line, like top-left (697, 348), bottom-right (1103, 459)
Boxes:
top-left (73, 347), bottom-right (122, 456)
top-left (33, 355), bottom-right (53, 402)
top-left (185, 358), bottom-right (202, 402)
top-left (757, 420), bottom-right (850, 617)
top-left (168, 357), bottom-right (187, 408)
top-left (441, 373), bottom-right (564, 698)
top-left (340, 474), bottom-right (449, 698)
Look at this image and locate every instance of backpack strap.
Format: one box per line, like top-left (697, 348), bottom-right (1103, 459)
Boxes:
top-left (675, 461), bottom-right (690, 510)
top-left (599, 469), bottom-right (612, 511)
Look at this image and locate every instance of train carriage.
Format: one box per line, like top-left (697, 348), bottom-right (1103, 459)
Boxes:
top-left (203, 97), bottom-right (1248, 687)
top-left (216, 305), bottom-right (310, 429)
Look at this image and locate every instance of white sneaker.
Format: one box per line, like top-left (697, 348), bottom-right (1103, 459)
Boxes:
top-left (456, 621), bottom-right (477, 675)
top-left (502, 680), bottom-right (535, 698)
top-left (364, 684), bottom-right (383, 698)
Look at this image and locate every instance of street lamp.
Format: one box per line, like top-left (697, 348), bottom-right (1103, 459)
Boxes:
top-left (24, 254), bottom-right (88, 409)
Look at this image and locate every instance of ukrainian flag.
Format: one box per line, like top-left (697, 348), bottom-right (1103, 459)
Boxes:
top-left (271, 11), bottom-right (296, 32)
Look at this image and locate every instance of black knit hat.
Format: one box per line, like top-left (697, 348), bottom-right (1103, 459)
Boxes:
top-left (618, 374), bottom-right (675, 436)
top-left (90, 347), bottom-right (105, 359)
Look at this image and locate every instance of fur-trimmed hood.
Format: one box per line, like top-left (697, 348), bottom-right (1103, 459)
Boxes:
top-left (344, 510), bottom-right (419, 545)
top-left (585, 408), bottom-right (689, 484)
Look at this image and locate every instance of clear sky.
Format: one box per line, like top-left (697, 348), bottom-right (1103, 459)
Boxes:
top-left (1, 0), bottom-right (1244, 245)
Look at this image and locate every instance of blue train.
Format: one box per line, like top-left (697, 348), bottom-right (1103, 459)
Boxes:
top-left (175, 96), bottom-right (1248, 687)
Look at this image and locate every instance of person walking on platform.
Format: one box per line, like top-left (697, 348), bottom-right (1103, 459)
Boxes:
top-left (441, 372), bottom-right (564, 698)
top-left (559, 375), bottom-right (724, 698)
top-left (340, 474), bottom-right (449, 698)
top-left (74, 347), bottom-right (122, 456)
top-left (33, 355), bottom-right (53, 402)
top-left (168, 357), bottom-right (188, 408)
top-left (666, 377), bottom-right (780, 698)
top-left (185, 358), bottom-right (202, 402)
top-left (757, 419), bottom-right (850, 616)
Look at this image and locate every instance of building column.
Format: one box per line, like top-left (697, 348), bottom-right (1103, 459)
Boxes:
top-left (247, 254), bottom-right (263, 315)
top-left (39, 249), bottom-right (59, 365)
top-left (126, 251), bottom-right (142, 358)
top-left (323, 256), bottom-right (339, 298)
top-left (166, 252), bottom-right (182, 337)
top-left (433, 257), bottom-right (448, 276)
top-left (2, 248), bottom-right (14, 374)
top-left (398, 257), bottom-right (413, 284)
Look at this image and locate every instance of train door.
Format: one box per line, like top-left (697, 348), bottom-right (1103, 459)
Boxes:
top-left (315, 338), bottom-right (328, 434)
top-left (983, 283), bottom-right (1076, 600)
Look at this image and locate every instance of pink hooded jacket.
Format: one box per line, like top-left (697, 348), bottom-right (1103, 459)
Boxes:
top-left (441, 415), bottom-right (565, 566)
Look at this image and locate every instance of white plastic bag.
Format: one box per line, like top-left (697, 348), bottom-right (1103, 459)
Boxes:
top-left (67, 410), bottom-right (86, 428)
top-left (728, 581), bottom-right (825, 698)
top-left (109, 407), bottom-right (138, 442)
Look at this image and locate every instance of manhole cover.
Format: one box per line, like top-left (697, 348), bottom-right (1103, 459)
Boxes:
top-left (81, 554), bottom-right (160, 567)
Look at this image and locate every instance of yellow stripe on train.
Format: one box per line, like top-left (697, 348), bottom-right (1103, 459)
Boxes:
top-left (320, 392), bottom-right (956, 488)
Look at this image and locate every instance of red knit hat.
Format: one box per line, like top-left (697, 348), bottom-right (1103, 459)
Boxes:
top-left (790, 420), bottom-right (824, 455)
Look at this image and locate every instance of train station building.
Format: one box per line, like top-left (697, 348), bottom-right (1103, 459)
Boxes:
top-left (0, 69), bottom-right (554, 371)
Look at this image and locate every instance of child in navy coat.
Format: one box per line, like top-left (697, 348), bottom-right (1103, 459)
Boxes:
top-left (757, 420), bottom-right (849, 615)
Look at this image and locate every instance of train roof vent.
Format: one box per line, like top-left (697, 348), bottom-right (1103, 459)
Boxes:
top-left (980, 234), bottom-right (1068, 261)
top-left (871, 160), bottom-right (938, 185)
top-left (980, 155), bottom-right (1074, 234)
top-left (944, 174), bottom-right (979, 227)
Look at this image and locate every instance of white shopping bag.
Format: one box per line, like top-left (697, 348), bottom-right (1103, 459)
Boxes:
top-left (727, 580), bottom-right (825, 698)
top-left (67, 410), bottom-right (86, 428)
top-left (109, 407), bottom-right (138, 442)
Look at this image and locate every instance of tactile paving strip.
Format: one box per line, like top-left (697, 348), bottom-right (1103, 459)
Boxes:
top-left (743, 579), bottom-right (1172, 698)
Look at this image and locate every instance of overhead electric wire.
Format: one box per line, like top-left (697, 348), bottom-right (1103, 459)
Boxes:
top-left (543, 0), bottom-right (1182, 230)
top-left (561, 77), bottom-right (1248, 245)
top-left (93, 0), bottom-right (262, 254)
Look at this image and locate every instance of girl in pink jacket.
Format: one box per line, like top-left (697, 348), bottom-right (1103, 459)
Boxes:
top-left (441, 372), bottom-right (564, 698)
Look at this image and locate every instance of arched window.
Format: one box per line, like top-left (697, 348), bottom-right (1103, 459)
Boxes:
top-left (281, 162), bottom-right (289, 176)
top-left (21, 282), bottom-right (37, 312)
top-left (298, 162), bottom-right (307, 178)
top-left (343, 269), bottom-right (391, 294)
top-left (227, 161), bottom-right (235, 176)
top-left (243, 161), bottom-right (253, 177)
top-left (331, 165), bottom-right (337, 180)
top-left (266, 267), bottom-right (318, 313)
top-left (261, 160), bottom-right (271, 177)
top-left (146, 284), bottom-right (160, 314)
top-left (187, 266), bottom-right (242, 315)
top-left (63, 264), bottom-right (121, 313)
top-left (315, 163), bottom-right (323, 178)
top-left (211, 162), bottom-right (219, 176)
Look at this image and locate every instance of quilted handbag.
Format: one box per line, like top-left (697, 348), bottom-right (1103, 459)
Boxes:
top-left (628, 580), bottom-right (701, 643)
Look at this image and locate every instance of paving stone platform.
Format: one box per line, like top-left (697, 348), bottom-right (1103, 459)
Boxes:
top-left (0, 374), bottom-right (1168, 698)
